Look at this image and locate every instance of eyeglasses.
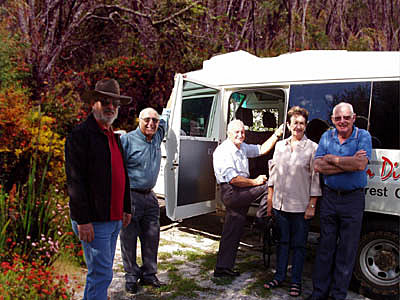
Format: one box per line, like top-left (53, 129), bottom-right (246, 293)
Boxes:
top-left (99, 98), bottom-right (120, 107)
top-left (332, 115), bottom-right (353, 122)
top-left (141, 117), bottom-right (160, 124)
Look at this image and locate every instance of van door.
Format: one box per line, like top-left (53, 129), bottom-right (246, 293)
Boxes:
top-left (164, 75), bottom-right (221, 221)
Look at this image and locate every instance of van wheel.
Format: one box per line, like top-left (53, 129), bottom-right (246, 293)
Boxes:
top-left (353, 230), bottom-right (399, 299)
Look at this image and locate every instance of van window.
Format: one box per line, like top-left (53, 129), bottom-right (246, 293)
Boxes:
top-left (369, 81), bottom-right (400, 149)
top-left (289, 82), bottom-right (371, 143)
top-left (181, 81), bottom-right (218, 137)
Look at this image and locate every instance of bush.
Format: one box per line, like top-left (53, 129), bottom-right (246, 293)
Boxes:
top-left (0, 254), bottom-right (71, 299)
top-left (0, 87), bottom-right (32, 187)
top-left (0, 89), bottom-right (66, 190)
top-left (0, 25), bottom-right (31, 90)
top-left (41, 80), bottom-right (87, 137)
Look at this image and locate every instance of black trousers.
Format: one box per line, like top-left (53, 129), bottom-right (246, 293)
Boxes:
top-left (311, 187), bottom-right (364, 300)
top-left (215, 183), bottom-right (268, 269)
top-left (120, 190), bottom-right (160, 283)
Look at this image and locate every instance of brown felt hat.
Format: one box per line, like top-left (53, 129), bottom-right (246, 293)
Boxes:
top-left (82, 79), bottom-right (132, 105)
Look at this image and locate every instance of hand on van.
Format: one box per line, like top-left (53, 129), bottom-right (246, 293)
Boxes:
top-left (274, 123), bottom-right (286, 138)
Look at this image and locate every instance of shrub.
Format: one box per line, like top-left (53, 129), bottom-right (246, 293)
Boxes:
top-left (41, 80), bottom-right (87, 137)
top-left (0, 90), bottom-right (66, 190)
top-left (0, 254), bottom-right (71, 299)
top-left (0, 115), bottom-right (71, 265)
top-left (0, 87), bottom-right (32, 187)
top-left (0, 24), bottom-right (31, 90)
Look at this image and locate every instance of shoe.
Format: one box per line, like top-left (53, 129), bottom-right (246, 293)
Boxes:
top-left (263, 279), bottom-right (281, 289)
top-left (125, 281), bottom-right (138, 294)
top-left (213, 268), bottom-right (240, 277)
top-left (140, 276), bottom-right (164, 288)
top-left (288, 283), bottom-right (301, 297)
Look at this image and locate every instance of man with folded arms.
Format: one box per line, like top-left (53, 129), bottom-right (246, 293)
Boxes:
top-left (120, 106), bottom-right (170, 293)
top-left (307, 102), bottom-right (372, 300)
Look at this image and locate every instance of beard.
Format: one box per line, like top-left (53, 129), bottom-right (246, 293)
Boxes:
top-left (93, 107), bottom-right (118, 126)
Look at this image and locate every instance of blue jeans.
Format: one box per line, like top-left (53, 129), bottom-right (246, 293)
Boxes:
top-left (72, 220), bottom-right (122, 300)
top-left (273, 209), bottom-right (310, 285)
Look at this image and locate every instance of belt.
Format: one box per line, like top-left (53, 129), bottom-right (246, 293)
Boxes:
top-left (325, 186), bottom-right (363, 196)
top-left (131, 188), bottom-right (152, 194)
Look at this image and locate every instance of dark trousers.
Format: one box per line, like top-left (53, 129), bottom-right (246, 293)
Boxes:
top-left (215, 183), bottom-right (268, 269)
top-left (120, 190), bottom-right (160, 283)
top-left (273, 209), bottom-right (310, 285)
top-left (311, 187), bottom-right (364, 300)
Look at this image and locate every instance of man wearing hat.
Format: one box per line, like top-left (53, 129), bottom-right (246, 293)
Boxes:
top-left (65, 78), bottom-right (132, 300)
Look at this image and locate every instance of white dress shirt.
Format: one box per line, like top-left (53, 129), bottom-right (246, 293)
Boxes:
top-left (213, 139), bottom-right (260, 184)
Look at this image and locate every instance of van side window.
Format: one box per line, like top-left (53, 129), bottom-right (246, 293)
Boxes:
top-left (181, 81), bottom-right (218, 137)
top-left (289, 82), bottom-right (371, 143)
top-left (369, 81), bottom-right (400, 149)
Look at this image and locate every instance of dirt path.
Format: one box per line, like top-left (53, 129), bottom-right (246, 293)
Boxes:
top-left (73, 213), bottom-right (372, 300)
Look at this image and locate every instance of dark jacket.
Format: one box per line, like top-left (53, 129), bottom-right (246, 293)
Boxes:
top-left (65, 114), bottom-right (131, 224)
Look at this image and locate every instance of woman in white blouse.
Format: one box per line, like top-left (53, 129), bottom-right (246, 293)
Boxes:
top-left (264, 106), bottom-right (322, 297)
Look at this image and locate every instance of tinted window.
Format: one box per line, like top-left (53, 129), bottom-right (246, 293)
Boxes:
top-left (289, 82), bottom-right (371, 143)
top-left (369, 81), bottom-right (399, 149)
top-left (181, 81), bottom-right (218, 137)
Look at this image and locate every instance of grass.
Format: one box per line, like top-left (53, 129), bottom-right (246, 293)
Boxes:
top-left (94, 224), bottom-right (274, 299)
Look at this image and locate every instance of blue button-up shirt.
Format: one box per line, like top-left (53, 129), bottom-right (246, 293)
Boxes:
top-left (315, 126), bottom-right (372, 190)
top-left (121, 109), bottom-right (170, 190)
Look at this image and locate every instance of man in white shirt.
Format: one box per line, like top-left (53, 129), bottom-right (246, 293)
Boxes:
top-left (213, 119), bottom-right (283, 277)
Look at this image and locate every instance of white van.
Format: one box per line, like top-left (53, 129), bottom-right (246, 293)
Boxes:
top-left (153, 50), bottom-right (400, 298)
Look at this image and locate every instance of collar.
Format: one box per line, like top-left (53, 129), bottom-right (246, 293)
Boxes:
top-left (226, 138), bottom-right (242, 153)
top-left (86, 113), bottom-right (111, 135)
top-left (332, 126), bottom-right (359, 140)
top-left (284, 135), bottom-right (308, 148)
top-left (95, 119), bottom-right (114, 134)
top-left (135, 126), bottom-right (154, 143)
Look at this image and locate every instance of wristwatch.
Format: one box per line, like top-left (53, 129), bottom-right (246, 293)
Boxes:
top-left (310, 204), bottom-right (315, 208)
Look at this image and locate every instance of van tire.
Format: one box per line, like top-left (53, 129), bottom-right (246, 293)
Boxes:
top-left (353, 229), bottom-right (399, 299)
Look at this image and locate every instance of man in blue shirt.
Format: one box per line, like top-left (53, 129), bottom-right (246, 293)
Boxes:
top-left (119, 107), bottom-right (170, 294)
top-left (307, 102), bottom-right (372, 300)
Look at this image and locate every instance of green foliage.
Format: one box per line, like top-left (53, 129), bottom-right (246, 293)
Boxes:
top-left (0, 110), bottom-right (76, 266)
top-left (0, 26), bottom-right (31, 90)
top-left (0, 164), bottom-right (69, 265)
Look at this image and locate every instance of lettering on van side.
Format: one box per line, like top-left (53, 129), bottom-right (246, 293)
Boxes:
top-left (380, 156), bottom-right (400, 181)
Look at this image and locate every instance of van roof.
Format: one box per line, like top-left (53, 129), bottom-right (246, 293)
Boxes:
top-left (184, 50), bottom-right (400, 87)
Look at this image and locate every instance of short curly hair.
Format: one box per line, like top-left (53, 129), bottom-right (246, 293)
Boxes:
top-left (287, 106), bottom-right (309, 123)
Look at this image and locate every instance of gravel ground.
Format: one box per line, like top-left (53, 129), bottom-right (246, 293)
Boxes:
top-left (73, 212), bottom-right (372, 300)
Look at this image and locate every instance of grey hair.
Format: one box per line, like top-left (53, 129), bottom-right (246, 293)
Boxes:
top-left (227, 119), bottom-right (244, 133)
top-left (139, 107), bottom-right (159, 119)
top-left (332, 102), bottom-right (354, 115)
